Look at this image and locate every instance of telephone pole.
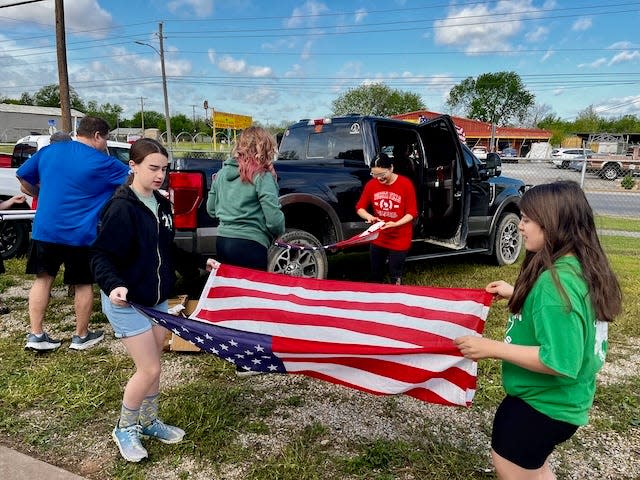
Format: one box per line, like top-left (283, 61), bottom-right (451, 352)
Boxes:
top-left (139, 96), bottom-right (146, 132)
top-left (55, 0), bottom-right (71, 132)
top-left (158, 22), bottom-right (172, 159)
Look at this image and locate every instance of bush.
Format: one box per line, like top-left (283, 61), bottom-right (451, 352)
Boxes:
top-left (621, 174), bottom-right (636, 190)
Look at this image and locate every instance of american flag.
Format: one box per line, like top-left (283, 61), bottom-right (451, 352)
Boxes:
top-left (455, 124), bottom-right (466, 143)
top-left (135, 264), bottom-right (492, 407)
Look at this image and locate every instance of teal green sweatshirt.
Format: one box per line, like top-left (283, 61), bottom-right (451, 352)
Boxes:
top-left (207, 157), bottom-right (285, 249)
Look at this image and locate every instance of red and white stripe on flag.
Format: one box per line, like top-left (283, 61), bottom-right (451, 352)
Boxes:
top-left (190, 264), bottom-right (493, 407)
top-left (455, 124), bottom-right (466, 143)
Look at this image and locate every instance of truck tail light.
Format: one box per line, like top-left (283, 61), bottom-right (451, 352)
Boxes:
top-left (169, 172), bottom-right (203, 229)
top-left (31, 196), bottom-right (38, 210)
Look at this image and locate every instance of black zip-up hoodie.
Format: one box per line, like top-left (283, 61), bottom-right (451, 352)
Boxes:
top-left (91, 185), bottom-right (175, 306)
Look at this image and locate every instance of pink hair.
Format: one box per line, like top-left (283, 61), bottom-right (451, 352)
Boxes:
top-left (232, 126), bottom-right (277, 184)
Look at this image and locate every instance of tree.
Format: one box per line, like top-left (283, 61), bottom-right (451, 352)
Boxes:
top-left (32, 84), bottom-right (85, 111)
top-left (84, 101), bottom-right (123, 130)
top-left (522, 102), bottom-right (554, 128)
top-left (446, 71), bottom-right (535, 127)
top-left (332, 83), bottom-right (425, 117)
top-left (170, 113), bottom-right (192, 136)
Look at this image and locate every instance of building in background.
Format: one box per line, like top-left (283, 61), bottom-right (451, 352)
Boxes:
top-left (392, 110), bottom-right (552, 157)
top-left (0, 104), bottom-right (85, 142)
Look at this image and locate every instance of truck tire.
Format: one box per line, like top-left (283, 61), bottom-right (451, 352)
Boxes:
top-left (0, 220), bottom-right (29, 260)
top-left (267, 229), bottom-right (329, 279)
top-left (600, 164), bottom-right (620, 181)
top-left (493, 212), bottom-right (522, 266)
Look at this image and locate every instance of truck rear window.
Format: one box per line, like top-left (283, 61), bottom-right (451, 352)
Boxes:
top-left (278, 123), bottom-right (364, 162)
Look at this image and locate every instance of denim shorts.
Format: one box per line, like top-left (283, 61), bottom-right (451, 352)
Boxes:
top-left (101, 291), bottom-right (168, 339)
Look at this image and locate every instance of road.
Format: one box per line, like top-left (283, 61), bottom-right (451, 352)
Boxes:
top-left (501, 161), bottom-right (640, 218)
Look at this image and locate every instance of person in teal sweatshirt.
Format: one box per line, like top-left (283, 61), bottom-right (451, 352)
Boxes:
top-left (207, 126), bottom-right (285, 271)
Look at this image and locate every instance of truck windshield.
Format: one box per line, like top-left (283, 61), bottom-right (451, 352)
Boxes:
top-left (278, 122), bottom-right (364, 162)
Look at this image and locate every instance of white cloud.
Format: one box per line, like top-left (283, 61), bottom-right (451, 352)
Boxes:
top-left (578, 58), bottom-right (607, 68)
top-left (0, 0), bottom-right (114, 38)
top-left (354, 8), bottom-right (367, 23)
top-left (608, 41), bottom-right (636, 49)
top-left (248, 66), bottom-right (273, 77)
top-left (541, 49), bottom-right (554, 62)
top-left (593, 95), bottom-right (640, 116)
top-left (167, 0), bottom-right (214, 17)
top-left (609, 50), bottom-right (640, 65)
top-left (434, 1), bottom-right (537, 54)
top-left (285, 1), bottom-right (329, 28)
top-left (207, 49), bottom-right (216, 64)
top-left (301, 40), bottom-right (314, 60)
top-left (218, 56), bottom-right (247, 74)
top-left (214, 54), bottom-right (272, 77)
top-left (572, 17), bottom-right (592, 32)
top-left (243, 87), bottom-right (279, 105)
top-left (526, 26), bottom-right (548, 42)
top-left (284, 64), bottom-right (304, 78)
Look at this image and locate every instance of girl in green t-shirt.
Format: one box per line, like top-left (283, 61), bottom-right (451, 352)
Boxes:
top-left (455, 180), bottom-right (622, 479)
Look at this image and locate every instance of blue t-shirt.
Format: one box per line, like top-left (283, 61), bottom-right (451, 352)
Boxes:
top-left (17, 141), bottom-right (129, 246)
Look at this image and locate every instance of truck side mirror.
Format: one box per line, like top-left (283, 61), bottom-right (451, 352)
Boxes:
top-left (485, 152), bottom-right (502, 177)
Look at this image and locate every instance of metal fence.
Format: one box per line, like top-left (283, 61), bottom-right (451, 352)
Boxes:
top-left (500, 158), bottom-right (639, 219)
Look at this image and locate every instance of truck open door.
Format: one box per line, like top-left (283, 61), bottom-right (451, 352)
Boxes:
top-left (416, 115), bottom-right (468, 249)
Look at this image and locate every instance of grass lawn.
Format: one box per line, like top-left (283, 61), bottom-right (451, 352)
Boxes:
top-left (0, 234), bottom-right (638, 479)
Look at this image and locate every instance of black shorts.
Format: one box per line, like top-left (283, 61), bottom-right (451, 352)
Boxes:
top-left (26, 240), bottom-right (94, 285)
top-left (491, 395), bottom-right (578, 470)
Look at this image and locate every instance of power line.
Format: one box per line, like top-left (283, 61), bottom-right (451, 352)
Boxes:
top-left (0, 0), bottom-right (48, 8)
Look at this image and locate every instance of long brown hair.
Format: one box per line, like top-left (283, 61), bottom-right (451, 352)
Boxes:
top-left (231, 126), bottom-right (277, 184)
top-left (509, 181), bottom-right (622, 322)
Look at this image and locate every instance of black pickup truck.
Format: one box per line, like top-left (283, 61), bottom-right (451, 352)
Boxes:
top-left (169, 114), bottom-right (526, 279)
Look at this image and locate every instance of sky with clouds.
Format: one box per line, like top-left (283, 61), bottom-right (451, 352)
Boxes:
top-left (0, 0), bottom-right (639, 127)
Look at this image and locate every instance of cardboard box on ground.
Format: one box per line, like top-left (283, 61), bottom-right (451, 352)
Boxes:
top-left (165, 295), bottom-right (202, 352)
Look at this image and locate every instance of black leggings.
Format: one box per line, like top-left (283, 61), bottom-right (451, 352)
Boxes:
top-left (369, 244), bottom-right (408, 284)
top-left (216, 236), bottom-right (268, 271)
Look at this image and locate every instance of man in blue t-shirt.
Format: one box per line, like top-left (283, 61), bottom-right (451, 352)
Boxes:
top-left (17, 116), bottom-right (129, 352)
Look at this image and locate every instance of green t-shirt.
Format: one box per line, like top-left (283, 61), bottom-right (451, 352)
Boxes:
top-left (502, 256), bottom-right (608, 426)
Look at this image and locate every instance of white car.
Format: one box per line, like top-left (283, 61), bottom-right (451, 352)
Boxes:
top-left (472, 146), bottom-right (488, 159)
top-left (551, 148), bottom-right (594, 169)
top-left (0, 135), bottom-right (131, 259)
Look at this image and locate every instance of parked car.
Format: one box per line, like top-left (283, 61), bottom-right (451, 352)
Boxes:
top-left (472, 146), bottom-right (487, 159)
top-left (551, 148), bottom-right (594, 169)
top-left (500, 147), bottom-right (518, 158)
top-left (0, 135), bottom-right (131, 259)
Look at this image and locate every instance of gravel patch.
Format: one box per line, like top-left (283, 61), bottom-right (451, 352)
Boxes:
top-left (1, 277), bottom-right (639, 479)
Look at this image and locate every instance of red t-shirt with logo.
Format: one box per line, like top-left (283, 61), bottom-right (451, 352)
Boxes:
top-left (355, 174), bottom-right (418, 251)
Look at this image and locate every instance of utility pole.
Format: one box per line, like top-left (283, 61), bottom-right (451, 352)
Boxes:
top-left (139, 96), bottom-right (146, 132)
top-left (191, 104), bottom-right (197, 125)
top-left (55, 0), bottom-right (71, 132)
top-left (158, 22), bottom-right (172, 160)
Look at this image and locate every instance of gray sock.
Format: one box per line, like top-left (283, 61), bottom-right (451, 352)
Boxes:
top-left (139, 393), bottom-right (159, 428)
top-left (118, 402), bottom-right (139, 428)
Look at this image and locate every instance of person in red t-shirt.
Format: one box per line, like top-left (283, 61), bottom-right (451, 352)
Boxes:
top-left (356, 152), bottom-right (418, 284)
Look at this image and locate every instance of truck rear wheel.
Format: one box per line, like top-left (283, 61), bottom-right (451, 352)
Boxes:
top-left (600, 164), bottom-right (620, 181)
top-left (267, 229), bottom-right (329, 279)
top-left (493, 212), bottom-right (522, 266)
top-left (0, 220), bottom-right (29, 260)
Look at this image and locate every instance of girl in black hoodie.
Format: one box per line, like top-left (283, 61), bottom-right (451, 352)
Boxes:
top-left (91, 138), bottom-right (185, 462)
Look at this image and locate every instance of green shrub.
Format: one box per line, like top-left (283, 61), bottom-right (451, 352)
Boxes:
top-left (621, 174), bottom-right (636, 190)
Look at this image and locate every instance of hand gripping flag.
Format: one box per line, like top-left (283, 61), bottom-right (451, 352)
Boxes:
top-left (134, 263), bottom-right (492, 407)
top-left (273, 221), bottom-right (385, 251)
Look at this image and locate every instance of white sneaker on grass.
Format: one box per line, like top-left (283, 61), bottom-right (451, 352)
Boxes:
top-left (69, 330), bottom-right (104, 350)
top-left (25, 331), bottom-right (61, 351)
top-left (140, 419), bottom-right (185, 444)
top-left (112, 424), bottom-right (148, 462)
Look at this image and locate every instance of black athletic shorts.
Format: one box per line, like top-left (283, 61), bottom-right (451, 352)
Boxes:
top-left (26, 240), bottom-right (94, 285)
top-left (491, 395), bottom-right (579, 470)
